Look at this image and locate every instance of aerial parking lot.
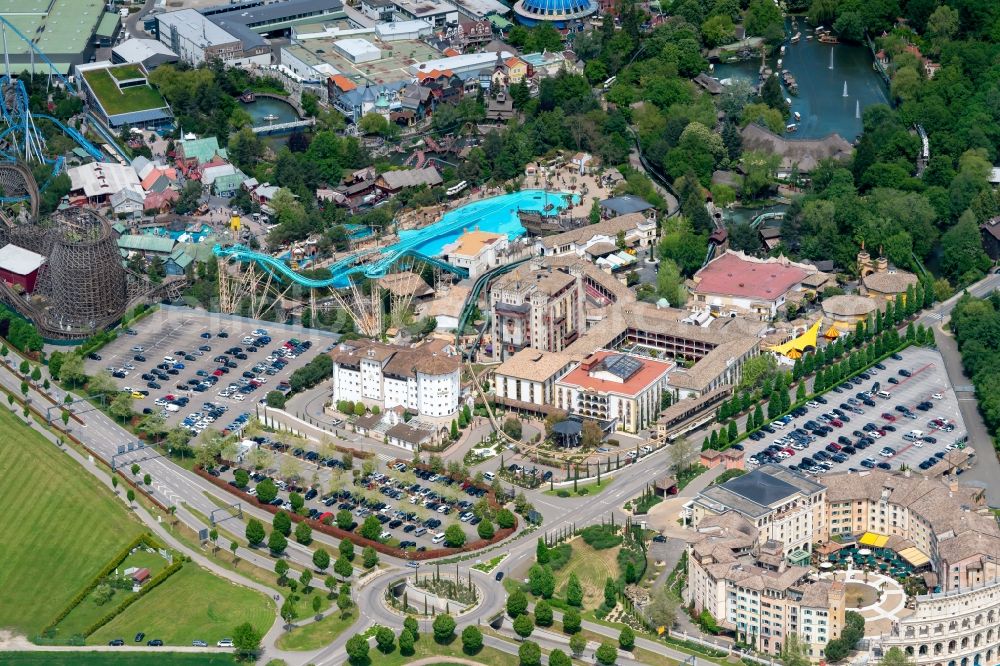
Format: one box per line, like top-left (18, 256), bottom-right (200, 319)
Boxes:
top-left (743, 346), bottom-right (969, 478)
top-left (209, 453), bottom-right (487, 552)
top-left (82, 308), bottom-right (336, 433)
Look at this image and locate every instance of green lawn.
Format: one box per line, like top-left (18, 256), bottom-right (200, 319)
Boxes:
top-left (544, 478), bottom-right (613, 498)
top-left (55, 550), bottom-right (170, 638)
top-left (83, 67), bottom-right (167, 115)
top-left (89, 565), bottom-right (274, 646)
top-left (0, 408), bottom-right (146, 636)
top-left (107, 64), bottom-right (145, 81)
top-left (0, 653), bottom-right (237, 666)
top-left (552, 539), bottom-right (621, 608)
top-left (275, 607), bottom-right (358, 651)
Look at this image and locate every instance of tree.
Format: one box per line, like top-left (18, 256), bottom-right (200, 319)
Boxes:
top-left (336, 509), bottom-right (354, 531)
top-left (232, 621), bottom-right (262, 660)
top-left (233, 468), bottom-right (250, 488)
top-left (656, 258), bottom-right (686, 307)
top-left (313, 547), bottom-right (330, 571)
top-left (375, 626), bottom-right (395, 654)
top-left (563, 607), bottom-right (582, 634)
top-left (346, 633), bottom-right (369, 664)
top-left (519, 640), bottom-right (542, 666)
top-left (256, 478), bottom-right (278, 503)
top-left (340, 538), bottom-right (356, 561)
top-left (295, 521), bottom-right (313, 545)
top-left (433, 613), bottom-right (456, 643)
top-left (596, 640), bottom-right (618, 665)
top-left (404, 615), bottom-right (419, 640)
top-left (109, 392), bottom-right (134, 423)
top-left (549, 649), bottom-right (572, 666)
top-left (881, 647), bottom-right (915, 666)
top-left (528, 564), bottom-right (555, 598)
top-left (362, 546), bottom-right (378, 568)
top-left (300, 568), bottom-right (312, 592)
top-left (462, 625), bottom-right (483, 654)
top-left (477, 517), bottom-right (495, 540)
top-left (535, 599), bottom-right (553, 627)
top-left (619, 626), bottom-right (635, 650)
top-left (360, 515), bottom-right (382, 540)
top-left (941, 210), bottom-right (991, 285)
top-left (337, 589), bottom-right (353, 615)
top-left (273, 510), bottom-right (292, 536)
top-left (246, 518), bottom-right (265, 546)
top-left (280, 597), bottom-right (298, 627)
top-left (275, 558), bottom-right (289, 582)
top-left (126, 488), bottom-right (135, 505)
top-left (503, 417), bottom-right (523, 440)
top-left (513, 612), bottom-right (534, 638)
top-left (496, 508), bottom-right (516, 529)
top-left (780, 632), bottom-right (810, 666)
top-left (334, 554), bottom-right (353, 579)
top-left (604, 577), bottom-right (617, 609)
top-left (174, 180), bottom-right (203, 215)
top-left (398, 628), bottom-right (415, 654)
top-left (566, 573), bottom-right (584, 606)
top-left (444, 523), bottom-right (466, 548)
top-left (268, 529), bottom-right (288, 555)
top-left (668, 436), bottom-right (694, 472)
top-left (450, 419), bottom-right (460, 440)
top-left (646, 585), bottom-right (679, 632)
top-left (569, 632), bottom-right (587, 656)
top-left (58, 353), bottom-right (86, 387)
top-left (507, 588), bottom-right (528, 617)
top-left (289, 491), bottom-right (305, 512)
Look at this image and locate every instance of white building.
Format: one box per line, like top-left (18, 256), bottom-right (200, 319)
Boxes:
top-left (441, 230), bottom-right (508, 278)
top-left (155, 9), bottom-right (269, 66)
top-left (388, 0), bottom-right (459, 26)
top-left (535, 212), bottom-right (657, 259)
top-left (553, 351), bottom-right (673, 433)
top-left (412, 51), bottom-right (514, 78)
top-left (330, 339), bottom-right (461, 418)
top-left (68, 162), bottom-right (144, 204)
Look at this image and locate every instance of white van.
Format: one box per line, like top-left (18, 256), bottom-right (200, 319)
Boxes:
top-left (903, 429), bottom-right (924, 442)
top-left (483, 471), bottom-right (495, 482)
top-left (413, 526), bottom-right (427, 536)
top-left (876, 390), bottom-right (892, 399)
top-left (431, 532), bottom-right (446, 544)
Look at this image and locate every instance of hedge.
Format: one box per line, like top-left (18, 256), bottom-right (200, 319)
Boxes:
top-left (84, 561), bottom-right (184, 636)
top-left (43, 533), bottom-right (157, 633)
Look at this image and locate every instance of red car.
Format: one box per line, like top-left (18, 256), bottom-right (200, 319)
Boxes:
top-left (830, 419), bottom-right (843, 427)
top-left (881, 412), bottom-right (897, 422)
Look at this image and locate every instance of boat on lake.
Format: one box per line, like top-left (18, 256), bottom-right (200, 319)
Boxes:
top-left (786, 124), bottom-right (798, 133)
top-left (793, 111), bottom-right (801, 121)
top-left (790, 32), bottom-right (801, 43)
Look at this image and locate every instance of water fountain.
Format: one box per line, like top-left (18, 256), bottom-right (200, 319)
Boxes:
top-left (843, 81), bottom-right (848, 97)
top-left (855, 99), bottom-right (860, 119)
top-left (829, 49), bottom-right (834, 70)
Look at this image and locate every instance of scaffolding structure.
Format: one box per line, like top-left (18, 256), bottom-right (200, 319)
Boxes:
top-left (216, 255), bottom-right (293, 321)
top-left (328, 279), bottom-right (382, 337)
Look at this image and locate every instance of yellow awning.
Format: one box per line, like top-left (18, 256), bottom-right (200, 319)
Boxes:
top-left (769, 320), bottom-right (822, 358)
top-left (859, 532), bottom-right (889, 547)
top-left (824, 325), bottom-right (840, 339)
top-left (898, 547), bottom-right (930, 567)
top-left (787, 349), bottom-right (802, 359)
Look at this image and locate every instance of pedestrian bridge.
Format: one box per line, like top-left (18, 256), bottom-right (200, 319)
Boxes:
top-left (251, 118), bottom-right (316, 135)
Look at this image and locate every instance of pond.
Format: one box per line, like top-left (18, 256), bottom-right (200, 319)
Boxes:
top-left (242, 97), bottom-right (299, 126)
top-left (713, 21), bottom-right (889, 141)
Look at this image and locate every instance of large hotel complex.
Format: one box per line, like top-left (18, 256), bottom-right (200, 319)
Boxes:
top-left (684, 466), bottom-right (1000, 665)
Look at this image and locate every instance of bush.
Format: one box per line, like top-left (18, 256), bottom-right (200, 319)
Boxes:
top-left (289, 354), bottom-right (333, 394)
top-left (496, 508), bottom-right (515, 529)
top-left (433, 613), bottom-right (456, 643)
top-left (534, 599), bottom-right (553, 627)
top-left (461, 625), bottom-right (483, 654)
top-left (580, 524), bottom-right (622, 550)
top-left (519, 640), bottom-right (541, 666)
top-left (265, 391), bottom-right (286, 408)
top-left (596, 641), bottom-right (618, 665)
top-left (619, 626), bottom-right (635, 650)
top-left (513, 612), bottom-right (534, 638)
top-left (562, 607), bottom-right (581, 634)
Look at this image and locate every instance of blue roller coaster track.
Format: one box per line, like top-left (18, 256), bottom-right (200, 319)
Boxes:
top-left (213, 242), bottom-right (469, 290)
top-left (0, 16), bottom-right (117, 202)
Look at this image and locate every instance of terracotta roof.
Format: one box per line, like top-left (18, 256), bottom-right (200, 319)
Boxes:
top-left (556, 350), bottom-right (672, 397)
top-left (693, 251), bottom-right (811, 302)
top-left (445, 230), bottom-right (505, 257)
top-left (538, 213), bottom-right (650, 249)
top-left (329, 74), bottom-right (357, 92)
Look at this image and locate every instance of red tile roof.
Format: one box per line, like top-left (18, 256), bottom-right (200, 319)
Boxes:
top-left (557, 351), bottom-right (672, 397)
top-left (329, 74), bottom-right (357, 92)
top-left (694, 252), bottom-right (809, 301)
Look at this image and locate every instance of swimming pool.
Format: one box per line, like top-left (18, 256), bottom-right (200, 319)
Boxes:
top-left (143, 224), bottom-right (213, 242)
top-left (403, 189), bottom-right (578, 257)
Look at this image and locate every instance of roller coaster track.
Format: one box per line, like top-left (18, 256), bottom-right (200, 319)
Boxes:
top-left (455, 257), bottom-right (530, 347)
top-left (212, 243), bottom-right (468, 290)
top-left (750, 210), bottom-right (785, 229)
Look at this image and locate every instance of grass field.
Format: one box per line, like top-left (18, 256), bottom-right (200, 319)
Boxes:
top-left (89, 565), bottom-right (274, 646)
top-left (552, 538), bottom-right (621, 608)
top-left (55, 550), bottom-right (169, 638)
top-left (0, 653), bottom-right (238, 665)
top-left (275, 607), bottom-right (358, 651)
top-left (0, 408), bottom-right (146, 636)
top-left (82, 67), bottom-right (167, 115)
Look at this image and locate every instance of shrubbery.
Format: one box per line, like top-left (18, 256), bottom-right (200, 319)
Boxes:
top-left (580, 524), bottom-right (622, 550)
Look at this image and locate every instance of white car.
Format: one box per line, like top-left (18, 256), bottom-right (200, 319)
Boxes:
top-left (165, 404), bottom-right (180, 412)
top-left (932, 393), bottom-right (943, 400)
top-left (154, 398), bottom-right (168, 407)
top-left (163, 356), bottom-right (176, 363)
top-left (234, 394), bottom-right (246, 402)
top-left (217, 638), bottom-right (234, 648)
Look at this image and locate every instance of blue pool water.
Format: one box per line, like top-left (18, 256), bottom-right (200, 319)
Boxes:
top-left (143, 224), bottom-right (213, 242)
top-left (402, 189), bottom-right (578, 258)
